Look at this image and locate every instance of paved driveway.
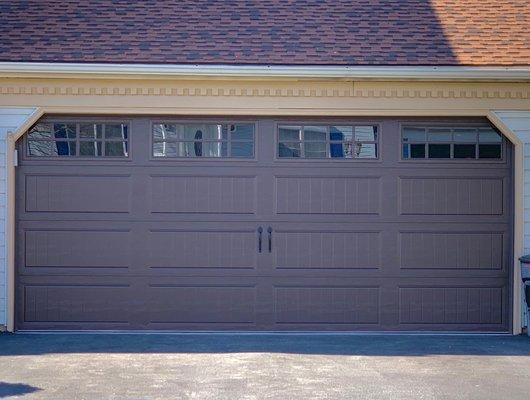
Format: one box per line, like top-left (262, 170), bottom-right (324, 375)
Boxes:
top-left (0, 333), bottom-right (529, 400)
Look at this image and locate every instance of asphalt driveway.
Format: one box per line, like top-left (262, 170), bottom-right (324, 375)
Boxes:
top-left (0, 333), bottom-right (529, 400)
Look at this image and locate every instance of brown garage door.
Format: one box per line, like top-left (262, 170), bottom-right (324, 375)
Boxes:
top-left (15, 117), bottom-right (513, 331)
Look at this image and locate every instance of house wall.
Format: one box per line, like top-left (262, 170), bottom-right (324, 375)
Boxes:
top-left (0, 77), bottom-right (529, 331)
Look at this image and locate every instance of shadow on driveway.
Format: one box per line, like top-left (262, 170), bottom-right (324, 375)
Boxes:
top-left (0, 333), bottom-right (528, 357)
top-left (0, 382), bottom-right (41, 398)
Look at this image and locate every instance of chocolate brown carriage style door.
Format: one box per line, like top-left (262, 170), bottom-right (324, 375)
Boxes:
top-left (15, 117), bottom-right (512, 332)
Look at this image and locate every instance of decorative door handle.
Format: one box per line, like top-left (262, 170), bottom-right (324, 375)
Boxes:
top-left (257, 227), bottom-right (263, 253)
top-left (267, 226), bottom-right (273, 253)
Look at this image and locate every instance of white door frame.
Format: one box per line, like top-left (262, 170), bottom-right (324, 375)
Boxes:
top-left (2, 107), bottom-right (524, 333)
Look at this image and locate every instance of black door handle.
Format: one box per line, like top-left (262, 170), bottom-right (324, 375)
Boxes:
top-left (257, 227), bottom-right (263, 253)
top-left (267, 227), bottom-right (273, 253)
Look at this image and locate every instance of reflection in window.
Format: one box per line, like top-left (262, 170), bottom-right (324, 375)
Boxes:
top-left (28, 139), bottom-right (76, 156)
top-left (153, 123), bottom-right (254, 158)
top-left (278, 125), bottom-right (378, 159)
top-left (194, 129), bottom-right (203, 157)
top-left (278, 142), bottom-right (301, 157)
top-left (402, 126), bottom-right (502, 160)
top-left (27, 122), bottom-right (129, 157)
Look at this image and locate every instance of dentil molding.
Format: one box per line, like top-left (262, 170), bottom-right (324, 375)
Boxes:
top-left (1, 80), bottom-right (529, 99)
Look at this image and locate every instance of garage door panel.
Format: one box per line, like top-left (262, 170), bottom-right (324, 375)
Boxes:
top-left (23, 229), bottom-right (131, 270)
top-left (150, 174), bottom-right (257, 214)
top-left (275, 176), bottom-right (381, 215)
top-left (148, 229), bottom-right (257, 270)
top-left (274, 285), bottom-right (380, 326)
top-left (17, 221), bottom-right (136, 276)
top-left (23, 284), bottom-right (130, 324)
top-left (17, 274), bottom-right (135, 330)
top-left (399, 176), bottom-right (505, 216)
top-left (147, 283), bottom-right (257, 327)
top-left (398, 285), bottom-right (506, 329)
top-left (275, 230), bottom-right (380, 271)
top-left (144, 275), bottom-right (263, 329)
top-left (399, 231), bottom-right (504, 270)
top-left (24, 174), bottom-right (132, 214)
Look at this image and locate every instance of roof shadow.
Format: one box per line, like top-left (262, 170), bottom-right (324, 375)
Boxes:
top-left (1, 333), bottom-right (529, 357)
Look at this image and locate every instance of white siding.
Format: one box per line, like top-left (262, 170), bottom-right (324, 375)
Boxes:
top-left (0, 108), bottom-right (36, 327)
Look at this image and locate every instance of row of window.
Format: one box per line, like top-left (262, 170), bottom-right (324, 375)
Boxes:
top-left (25, 122), bottom-right (504, 160)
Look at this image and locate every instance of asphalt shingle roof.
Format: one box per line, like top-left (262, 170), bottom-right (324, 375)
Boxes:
top-left (1, 0), bottom-right (529, 66)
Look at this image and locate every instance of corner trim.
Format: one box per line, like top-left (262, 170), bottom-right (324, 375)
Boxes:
top-left (5, 107), bottom-right (44, 332)
top-left (487, 111), bottom-right (524, 335)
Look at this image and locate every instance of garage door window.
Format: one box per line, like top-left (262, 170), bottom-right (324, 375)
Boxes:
top-left (278, 125), bottom-right (378, 159)
top-left (27, 122), bottom-right (129, 157)
top-left (402, 126), bottom-right (502, 160)
top-left (152, 123), bottom-right (255, 158)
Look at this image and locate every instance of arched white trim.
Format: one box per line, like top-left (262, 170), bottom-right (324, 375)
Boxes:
top-left (3, 108), bottom-right (43, 331)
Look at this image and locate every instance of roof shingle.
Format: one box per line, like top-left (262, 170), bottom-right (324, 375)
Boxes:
top-left (0, 0), bottom-right (529, 66)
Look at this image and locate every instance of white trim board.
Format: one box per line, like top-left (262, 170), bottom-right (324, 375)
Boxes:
top-left (1, 62), bottom-right (530, 81)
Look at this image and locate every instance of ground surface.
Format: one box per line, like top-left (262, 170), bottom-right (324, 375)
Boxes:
top-left (0, 333), bottom-right (529, 399)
